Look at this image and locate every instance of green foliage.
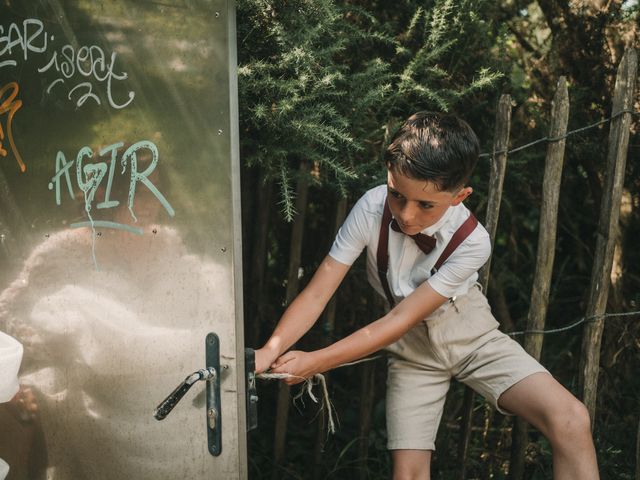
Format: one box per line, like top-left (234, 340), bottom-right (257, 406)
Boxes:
top-left (242, 1), bottom-right (639, 479)
top-left (237, 0), bottom-right (502, 220)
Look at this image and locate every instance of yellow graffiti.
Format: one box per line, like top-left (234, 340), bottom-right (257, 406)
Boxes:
top-left (0, 82), bottom-right (25, 173)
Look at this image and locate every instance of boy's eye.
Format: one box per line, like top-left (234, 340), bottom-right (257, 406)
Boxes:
top-left (389, 190), bottom-right (402, 199)
top-left (419, 202), bottom-right (434, 210)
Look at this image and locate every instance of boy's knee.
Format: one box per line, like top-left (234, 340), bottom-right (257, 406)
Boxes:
top-left (393, 466), bottom-right (430, 480)
top-left (547, 399), bottom-right (592, 445)
top-left (392, 450), bottom-right (431, 480)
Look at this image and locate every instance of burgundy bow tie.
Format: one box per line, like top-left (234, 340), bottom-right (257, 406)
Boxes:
top-left (390, 219), bottom-right (437, 255)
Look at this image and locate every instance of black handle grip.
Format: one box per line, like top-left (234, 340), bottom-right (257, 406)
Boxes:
top-left (154, 370), bottom-right (212, 420)
top-left (154, 377), bottom-right (196, 420)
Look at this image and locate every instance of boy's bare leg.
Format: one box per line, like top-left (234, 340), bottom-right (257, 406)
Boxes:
top-left (391, 449), bottom-right (431, 480)
top-left (498, 372), bottom-right (599, 480)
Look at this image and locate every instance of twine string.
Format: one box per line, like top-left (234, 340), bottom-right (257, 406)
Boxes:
top-left (256, 355), bottom-right (384, 435)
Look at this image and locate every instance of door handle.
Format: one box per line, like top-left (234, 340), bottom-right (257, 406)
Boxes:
top-left (153, 333), bottom-right (222, 456)
top-left (153, 367), bottom-right (216, 421)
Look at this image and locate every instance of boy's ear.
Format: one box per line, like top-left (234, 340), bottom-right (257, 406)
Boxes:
top-left (451, 187), bottom-right (473, 206)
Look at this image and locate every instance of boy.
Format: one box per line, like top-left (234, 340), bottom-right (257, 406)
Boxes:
top-left (255, 112), bottom-right (598, 479)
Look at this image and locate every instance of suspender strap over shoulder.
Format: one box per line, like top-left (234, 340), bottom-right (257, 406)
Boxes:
top-left (376, 199), bottom-right (479, 307)
top-left (377, 201), bottom-right (396, 308)
top-left (432, 213), bottom-right (478, 272)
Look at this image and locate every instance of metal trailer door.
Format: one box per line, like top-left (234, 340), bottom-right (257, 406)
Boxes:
top-left (0, 1), bottom-right (247, 478)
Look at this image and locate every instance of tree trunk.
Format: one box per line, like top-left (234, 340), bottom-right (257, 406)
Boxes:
top-left (458, 94), bottom-right (512, 480)
top-left (578, 48), bottom-right (637, 425)
top-left (247, 177), bottom-right (273, 348)
top-left (312, 195), bottom-right (347, 479)
top-left (510, 77), bottom-right (570, 480)
top-left (241, 165), bottom-right (256, 297)
top-left (357, 290), bottom-right (384, 479)
top-left (273, 161), bottom-right (311, 476)
top-left (357, 360), bottom-right (376, 480)
top-left (636, 416), bottom-right (640, 480)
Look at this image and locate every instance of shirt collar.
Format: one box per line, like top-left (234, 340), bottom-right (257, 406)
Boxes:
top-left (422, 204), bottom-right (456, 236)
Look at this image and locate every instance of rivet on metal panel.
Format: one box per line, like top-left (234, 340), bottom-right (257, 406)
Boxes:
top-left (221, 247), bottom-right (226, 252)
top-left (215, 11), bottom-right (220, 17)
top-left (217, 129), bottom-right (223, 135)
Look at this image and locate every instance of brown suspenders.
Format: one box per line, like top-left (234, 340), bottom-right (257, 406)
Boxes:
top-left (376, 200), bottom-right (479, 308)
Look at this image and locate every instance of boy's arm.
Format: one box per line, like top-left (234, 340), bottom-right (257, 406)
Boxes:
top-left (254, 255), bottom-right (351, 373)
top-left (270, 281), bottom-right (448, 384)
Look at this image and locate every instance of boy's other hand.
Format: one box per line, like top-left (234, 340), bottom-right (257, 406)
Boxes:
top-left (270, 350), bottom-right (319, 385)
top-left (255, 347), bottom-right (279, 374)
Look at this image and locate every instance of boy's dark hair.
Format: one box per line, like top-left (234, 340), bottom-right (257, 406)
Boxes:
top-left (385, 111), bottom-right (479, 191)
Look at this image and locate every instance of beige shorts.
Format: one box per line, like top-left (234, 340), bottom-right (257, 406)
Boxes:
top-left (385, 284), bottom-right (548, 451)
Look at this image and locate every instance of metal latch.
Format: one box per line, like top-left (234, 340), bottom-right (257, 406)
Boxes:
top-left (153, 333), bottom-right (222, 456)
top-left (205, 333), bottom-right (222, 455)
top-left (245, 348), bottom-right (258, 432)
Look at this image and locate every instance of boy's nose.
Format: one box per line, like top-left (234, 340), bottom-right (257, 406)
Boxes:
top-left (398, 204), bottom-right (417, 224)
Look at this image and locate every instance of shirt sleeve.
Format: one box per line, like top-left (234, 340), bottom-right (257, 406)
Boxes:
top-left (426, 229), bottom-right (491, 298)
top-left (328, 193), bottom-right (375, 266)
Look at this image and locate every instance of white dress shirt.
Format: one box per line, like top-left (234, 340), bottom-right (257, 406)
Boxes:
top-left (329, 185), bottom-right (491, 303)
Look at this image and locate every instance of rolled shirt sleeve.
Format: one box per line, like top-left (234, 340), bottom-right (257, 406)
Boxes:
top-left (328, 189), bottom-right (380, 266)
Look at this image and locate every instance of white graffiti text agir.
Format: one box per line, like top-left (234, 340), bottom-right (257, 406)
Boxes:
top-left (49, 140), bottom-right (174, 234)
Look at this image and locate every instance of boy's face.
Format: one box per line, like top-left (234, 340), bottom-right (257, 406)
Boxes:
top-left (387, 168), bottom-right (472, 235)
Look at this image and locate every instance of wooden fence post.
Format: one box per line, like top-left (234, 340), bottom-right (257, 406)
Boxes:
top-left (458, 94), bottom-right (512, 479)
top-left (273, 161), bottom-right (311, 477)
top-left (510, 76), bottom-right (570, 479)
top-left (477, 94), bottom-right (512, 291)
top-left (578, 48), bottom-right (637, 424)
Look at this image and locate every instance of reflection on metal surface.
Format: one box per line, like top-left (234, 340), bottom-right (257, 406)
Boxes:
top-left (0, 222), bottom-right (235, 478)
top-left (0, 0), bottom-right (245, 478)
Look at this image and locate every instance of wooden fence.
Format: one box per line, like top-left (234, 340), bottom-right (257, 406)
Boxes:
top-left (457, 47), bottom-right (637, 480)
top-left (256, 47), bottom-right (638, 479)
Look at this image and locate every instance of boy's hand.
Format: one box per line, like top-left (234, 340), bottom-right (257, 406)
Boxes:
top-left (270, 350), bottom-right (320, 385)
top-left (254, 347), bottom-right (279, 374)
